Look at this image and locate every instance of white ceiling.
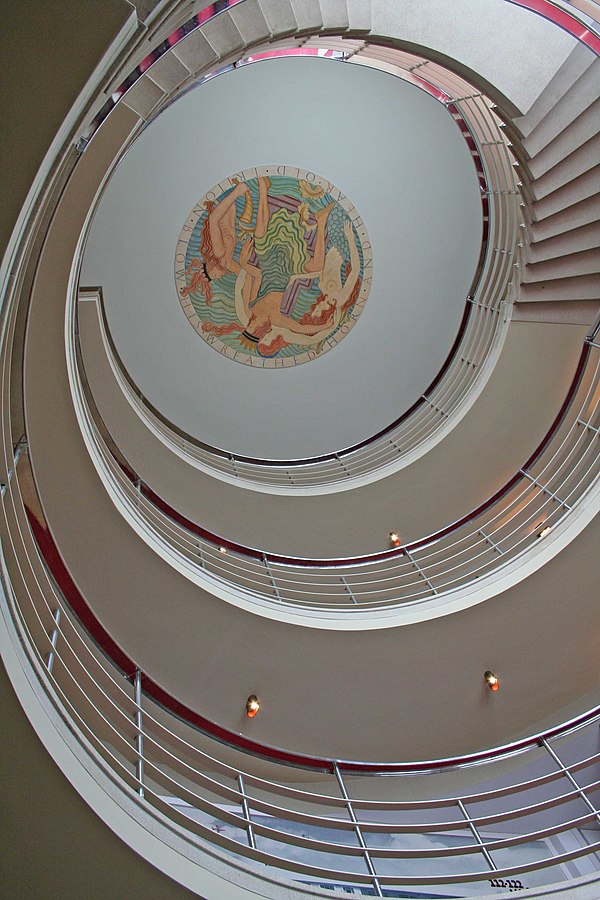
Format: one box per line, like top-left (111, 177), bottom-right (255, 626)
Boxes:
top-left (80, 56), bottom-right (482, 459)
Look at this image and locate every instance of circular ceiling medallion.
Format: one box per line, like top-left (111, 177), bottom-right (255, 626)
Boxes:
top-left (175, 165), bottom-right (372, 367)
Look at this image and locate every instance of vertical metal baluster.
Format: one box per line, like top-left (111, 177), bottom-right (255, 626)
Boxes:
top-left (133, 669), bottom-right (144, 798)
top-left (335, 453), bottom-right (351, 476)
top-left (421, 395), bottom-right (448, 418)
top-left (333, 763), bottom-right (382, 897)
top-left (478, 528), bottom-right (504, 555)
top-left (457, 799), bottom-right (497, 872)
top-left (519, 469), bottom-right (571, 510)
top-left (45, 608), bottom-right (61, 674)
top-left (340, 576), bottom-right (358, 605)
top-left (262, 554), bottom-right (282, 602)
top-left (14, 435), bottom-right (28, 467)
top-left (577, 419), bottom-right (600, 436)
top-left (541, 738), bottom-right (600, 824)
top-left (404, 548), bottom-right (438, 595)
top-left (2, 435), bottom-right (28, 496)
top-left (237, 773), bottom-right (256, 849)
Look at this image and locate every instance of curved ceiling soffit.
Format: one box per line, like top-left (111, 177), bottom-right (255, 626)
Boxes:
top-left (22, 480), bottom-right (600, 769)
top-left (2, 0), bottom-right (596, 788)
top-left (81, 287), bottom-right (507, 498)
top-left (78, 58), bottom-right (514, 494)
top-left (71, 321), bottom-right (600, 630)
top-left (80, 0), bottom-right (599, 147)
top-left (80, 56), bottom-right (485, 463)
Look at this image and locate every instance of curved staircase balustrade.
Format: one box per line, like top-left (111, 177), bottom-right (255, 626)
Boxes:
top-left (77, 0), bottom-right (600, 153)
top-left (79, 44), bottom-right (520, 489)
top-left (2, 462), bottom-right (600, 893)
top-left (1, 1), bottom-right (598, 897)
top-left (73, 315), bottom-right (600, 614)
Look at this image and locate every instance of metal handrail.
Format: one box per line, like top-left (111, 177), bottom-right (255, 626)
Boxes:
top-left (2, 2), bottom-right (598, 896)
top-left (77, 0), bottom-right (600, 150)
top-left (81, 45), bottom-right (518, 489)
top-left (75, 332), bottom-right (599, 614)
top-left (4, 478), bottom-right (600, 892)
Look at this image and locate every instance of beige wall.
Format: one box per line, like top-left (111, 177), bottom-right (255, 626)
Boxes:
top-left (0, 0), bottom-right (132, 259)
top-left (0, 660), bottom-right (197, 900)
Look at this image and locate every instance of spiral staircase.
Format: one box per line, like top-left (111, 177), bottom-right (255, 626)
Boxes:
top-left (1, 1), bottom-right (600, 898)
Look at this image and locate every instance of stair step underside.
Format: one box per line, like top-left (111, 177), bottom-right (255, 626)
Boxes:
top-left (229, 0), bottom-right (273, 46)
top-left (346, 0), bottom-right (372, 32)
top-left (257, 0), bottom-right (299, 37)
top-left (512, 299), bottom-right (600, 326)
top-left (532, 166), bottom-right (600, 221)
top-left (520, 273), bottom-right (600, 302)
top-left (529, 194), bottom-right (600, 242)
top-left (532, 133), bottom-right (600, 200)
top-left (121, 74), bottom-right (164, 119)
top-left (528, 98), bottom-right (600, 180)
top-left (288, 0), bottom-right (324, 33)
top-left (513, 42), bottom-right (596, 138)
top-left (525, 58), bottom-right (600, 157)
top-left (527, 220), bottom-right (600, 263)
top-left (524, 247), bottom-right (600, 283)
top-left (171, 26), bottom-right (219, 71)
top-left (146, 52), bottom-right (191, 94)
top-left (199, 11), bottom-right (246, 57)
top-left (318, 0), bottom-right (349, 32)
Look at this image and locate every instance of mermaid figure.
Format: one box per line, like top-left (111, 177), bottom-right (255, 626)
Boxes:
top-left (181, 178), bottom-right (254, 305)
top-left (202, 218), bottom-right (360, 358)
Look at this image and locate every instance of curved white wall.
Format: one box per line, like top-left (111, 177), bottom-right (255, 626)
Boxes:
top-left (81, 56), bottom-right (482, 458)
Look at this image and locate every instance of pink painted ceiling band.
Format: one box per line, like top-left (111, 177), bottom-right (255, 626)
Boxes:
top-left (23, 499), bottom-right (600, 773)
top-left (506, 0), bottom-right (600, 54)
top-left (84, 0), bottom-right (599, 146)
top-left (104, 342), bottom-right (590, 569)
top-left (30, 0), bottom-right (597, 774)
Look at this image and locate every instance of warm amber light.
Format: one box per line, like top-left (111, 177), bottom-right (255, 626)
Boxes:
top-left (219, 546), bottom-right (227, 554)
top-left (538, 525), bottom-right (552, 539)
top-left (484, 670), bottom-right (499, 692)
top-left (246, 695), bottom-right (260, 718)
top-left (389, 531), bottom-right (401, 547)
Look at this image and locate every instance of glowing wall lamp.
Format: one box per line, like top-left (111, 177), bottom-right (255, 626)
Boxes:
top-left (246, 695), bottom-right (260, 718)
top-left (484, 671), bottom-right (500, 692)
top-left (389, 531), bottom-right (401, 547)
top-left (538, 525), bottom-right (552, 539)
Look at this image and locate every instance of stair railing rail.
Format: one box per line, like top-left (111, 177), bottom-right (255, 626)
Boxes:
top-left (73, 313), bottom-right (600, 617)
top-left (78, 42), bottom-right (520, 491)
top-left (2, 455), bottom-right (600, 895)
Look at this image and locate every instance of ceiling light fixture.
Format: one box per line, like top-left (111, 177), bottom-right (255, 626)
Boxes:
top-left (219, 546), bottom-right (227, 554)
top-left (246, 695), bottom-right (260, 718)
top-left (484, 671), bottom-right (500, 692)
top-left (389, 531), bottom-right (401, 547)
top-left (538, 525), bottom-right (552, 539)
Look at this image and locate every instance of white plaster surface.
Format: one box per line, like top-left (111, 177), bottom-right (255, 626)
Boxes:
top-left (81, 56), bottom-right (482, 458)
top-left (369, 0), bottom-right (576, 114)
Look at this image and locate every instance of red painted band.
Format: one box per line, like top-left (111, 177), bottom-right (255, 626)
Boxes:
top-left (23, 502), bottom-right (600, 771)
top-left (111, 344), bottom-right (591, 568)
top-left (507, 0), bottom-right (600, 55)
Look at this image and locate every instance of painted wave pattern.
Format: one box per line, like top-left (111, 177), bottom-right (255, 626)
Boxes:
top-left (181, 175), bottom-right (365, 362)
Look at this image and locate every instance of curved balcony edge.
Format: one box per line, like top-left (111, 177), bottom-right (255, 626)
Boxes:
top-left (0, 584), bottom-right (327, 900)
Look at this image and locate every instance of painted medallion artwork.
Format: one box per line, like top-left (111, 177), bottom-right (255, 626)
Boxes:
top-left (175, 165), bottom-right (372, 367)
